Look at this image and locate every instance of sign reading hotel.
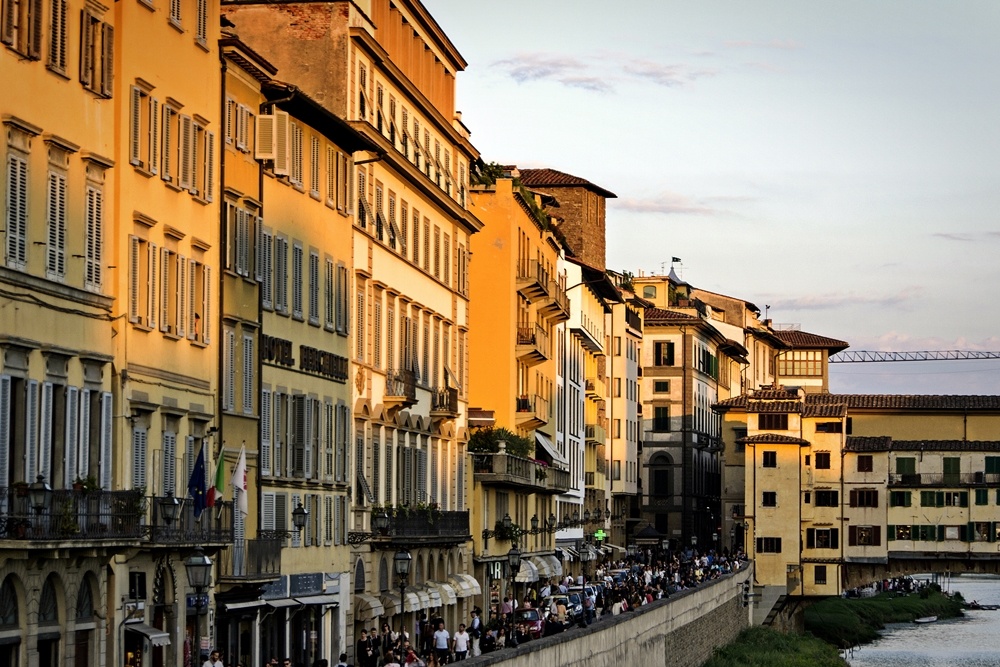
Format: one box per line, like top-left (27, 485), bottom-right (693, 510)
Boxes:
top-left (261, 333), bottom-right (348, 382)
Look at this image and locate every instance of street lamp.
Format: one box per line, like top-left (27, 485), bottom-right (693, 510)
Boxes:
top-left (372, 510), bottom-right (390, 534)
top-left (691, 535), bottom-right (697, 550)
top-left (507, 544), bottom-right (521, 617)
top-left (502, 512), bottom-right (513, 532)
top-left (712, 532), bottom-right (718, 552)
top-left (393, 549), bottom-right (411, 642)
top-left (530, 514), bottom-right (539, 532)
top-left (572, 509), bottom-right (580, 524)
top-left (160, 491), bottom-right (181, 525)
top-left (29, 475), bottom-right (52, 514)
top-left (729, 527), bottom-right (735, 550)
top-left (547, 513), bottom-right (556, 531)
top-left (292, 502), bottom-right (308, 531)
top-left (184, 547), bottom-right (213, 667)
top-left (583, 509), bottom-right (591, 524)
top-left (604, 508), bottom-right (611, 521)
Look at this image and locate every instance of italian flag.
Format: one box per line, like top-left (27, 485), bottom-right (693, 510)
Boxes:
top-left (207, 453), bottom-right (225, 507)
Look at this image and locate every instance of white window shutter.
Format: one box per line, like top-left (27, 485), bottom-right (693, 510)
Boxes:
top-left (129, 236), bottom-right (140, 323)
top-left (202, 265), bottom-right (211, 344)
top-left (146, 242), bottom-right (157, 329)
top-left (162, 431), bottom-right (176, 495)
top-left (255, 114), bottom-right (275, 161)
top-left (176, 255), bottom-right (187, 337)
top-left (185, 436), bottom-right (197, 484)
top-left (132, 427), bottom-right (147, 490)
top-left (99, 391), bottom-right (112, 489)
top-left (78, 388), bottom-right (91, 478)
top-left (260, 389), bottom-right (272, 476)
top-left (160, 247), bottom-right (170, 332)
top-left (304, 494), bottom-right (313, 546)
top-left (39, 382), bottom-right (53, 483)
top-left (261, 492), bottom-right (275, 531)
top-left (205, 131), bottom-right (215, 202)
top-left (63, 386), bottom-right (78, 487)
top-left (273, 109), bottom-right (290, 176)
top-left (46, 171), bottom-right (67, 278)
top-left (100, 23), bottom-right (113, 97)
top-left (290, 493), bottom-right (301, 547)
top-left (130, 87), bottom-right (142, 166)
top-left (178, 114), bottom-right (194, 190)
top-left (242, 334), bottom-right (254, 414)
top-left (303, 399), bottom-right (313, 480)
top-left (254, 216), bottom-right (264, 283)
top-left (324, 402), bottom-right (333, 482)
top-left (224, 329), bottom-right (235, 411)
top-left (149, 98), bottom-right (159, 175)
top-left (25, 380), bottom-right (39, 482)
top-left (187, 260), bottom-right (196, 340)
top-left (325, 495), bottom-right (333, 545)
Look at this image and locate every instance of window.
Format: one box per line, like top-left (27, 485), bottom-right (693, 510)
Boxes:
top-left (889, 491), bottom-right (911, 507)
top-left (45, 165), bottom-right (67, 279)
top-left (814, 490), bottom-right (838, 507)
top-left (943, 457), bottom-right (960, 483)
top-left (761, 491), bottom-right (776, 507)
top-left (814, 565), bottom-right (827, 585)
top-left (806, 528), bottom-right (838, 549)
top-left (128, 236), bottom-right (157, 327)
top-left (79, 10), bottom-right (113, 97)
top-left (976, 489), bottom-right (989, 506)
top-left (893, 525), bottom-right (912, 540)
top-left (308, 250), bottom-right (319, 325)
top-left (945, 491), bottom-right (968, 507)
top-left (762, 451), bottom-right (777, 468)
top-left (1, 0), bottom-right (43, 58)
top-left (857, 455), bottom-right (873, 472)
top-left (815, 421), bottom-right (842, 433)
top-left (895, 457), bottom-right (916, 475)
top-left (849, 489), bottom-right (878, 508)
top-left (777, 350), bottom-right (823, 377)
top-left (195, 0), bottom-right (206, 43)
top-left (4, 151), bottom-right (28, 270)
top-left (815, 452), bottom-right (831, 469)
top-left (986, 456), bottom-right (1000, 475)
top-left (653, 341), bottom-right (674, 366)
top-left (756, 537), bottom-right (781, 553)
top-left (652, 406), bottom-right (670, 432)
top-left (972, 522), bottom-right (991, 542)
top-left (289, 122), bottom-right (303, 187)
top-left (83, 180), bottom-right (104, 291)
top-left (274, 236), bottom-right (288, 313)
top-left (849, 525), bottom-right (880, 546)
top-left (129, 86), bottom-right (159, 173)
top-left (654, 380), bottom-right (670, 393)
top-left (758, 413), bottom-right (788, 430)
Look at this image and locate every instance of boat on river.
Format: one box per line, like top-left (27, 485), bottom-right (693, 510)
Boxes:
top-left (913, 616), bottom-right (937, 624)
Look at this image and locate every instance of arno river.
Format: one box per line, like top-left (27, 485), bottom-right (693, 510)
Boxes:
top-left (847, 575), bottom-right (1000, 667)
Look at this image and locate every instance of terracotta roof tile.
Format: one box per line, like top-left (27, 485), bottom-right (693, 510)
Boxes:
top-left (772, 330), bottom-right (850, 352)
top-left (518, 168), bottom-right (617, 198)
top-left (747, 400), bottom-right (802, 414)
top-left (807, 395), bottom-right (1000, 410)
top-left (803, 404), bottom-right (848, 418)
top-left (891, 440), bottom-right (1000, 452)
top-left (644, 307), bottom-right (701, 325)
top-left (736, 433), bottom-right (810, 446)
top-left (844, 436), bottom-right (893, 452)
top-left (714, 396), bottom-right (748, 410)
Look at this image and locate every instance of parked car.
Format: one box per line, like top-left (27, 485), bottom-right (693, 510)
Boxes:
top-left (566, 592), bottom-right (586, 625)
top-left (540, 594), bottom-right (579, 628)
top-left (513, 607), bottom-right (544, 640)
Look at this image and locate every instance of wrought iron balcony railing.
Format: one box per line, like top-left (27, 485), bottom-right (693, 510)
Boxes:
top-left (0, 488), bottom-right (145, 542)
top-left (217, 537), bottom-right (282, 580)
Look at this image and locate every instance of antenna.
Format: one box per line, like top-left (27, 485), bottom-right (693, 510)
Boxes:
top-left (765, 304), bottom-right (770, 320)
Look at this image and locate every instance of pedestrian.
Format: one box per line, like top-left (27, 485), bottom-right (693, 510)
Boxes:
top-left (432, 620), bottom-right (451, 665)
top-left (500, 597), bottom-right (512, 621)
top-left (357, 630), bottom-right (374, 667)
top-left (335, 654), bottom-right (348, 667)
top-left (204, 650), bottom-right (224, 667)
top-left (383, 651), bottom-right (401, 667)
top-left (452, 624), bottom-right (470, 661)
top-left (404, 649), bottom-right (425, 667)
top-left (468, 610), bottom-right (482, 657)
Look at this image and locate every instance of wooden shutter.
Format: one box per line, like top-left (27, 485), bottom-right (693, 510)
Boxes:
top-left (204, 131), bottom-right (215, 202)
top-left (224, 329), bottom-right (235, 410)
top-left (132, 427), bottom-right (147, 489)
top-left (260, 389), bottom-right (272, 476)
top-left (159, 247), bottom-right (170, 331)
top-left (178, 115), bottom-right (193, 190)
top-left (242, 335), bottom-right (253, 414)
top-left (100, 22), bottom-right (112, 96)
top-left (849, 489), bottom-right (857, 508)
top-left (255, 114), bottom-right (275, 160)
top-left (848, 525), bottom-right (857, 546)
top-left (78, 11), bottom-right (92, 86)
top-left (261, 492), bottom-right (275, 531)
top-left (162, 431), bottom-right (177, 495)
top-left (202, 265), bottom-right (210, 344)
top-left (46, 171), bottom-right (66, 277)
top-left (63, 386), bottom-right (78, 486)
top-left (273, 109), bottom-right (289, 176)
top-left (161, 106), bottom-right (173, 181)
top-left (303, 399), bottom-right (314, 480)
top-left (130, 87), bottom-right (143, 165)
top-left (0, 376), bottom-right (8, 511)
top-left (149, 98), bottom-right (159, 175)
top-left (290, 493), bottom-right (300, 547)
top-left (84, 186), bottom-right (102, 288)
top-left (77, 389), bottom-right (91, 476)
top-left (24, 380), bottom-right (39, 481)
top-left (831, 528), bottom-right (839, 548)
top-left (38, 382), bottom-right (53, 483)
top-left (806, 528), bottom-right (815, 549)
top-left (128, 236), bottom-right (140, 322)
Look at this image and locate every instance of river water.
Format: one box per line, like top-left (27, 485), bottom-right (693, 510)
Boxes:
top-left (846, 575), bottom-right (1000, 667)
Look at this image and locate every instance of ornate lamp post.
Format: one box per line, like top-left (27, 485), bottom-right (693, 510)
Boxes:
top-left (160, 491), bottom-right (181, 525)
top-left (393, 549), bottom-right (412, 642)
top-left (185, 547), bottom-right (213, 667)
top-left (506, 543), bottom-right (521, 625)
top-left (29, 474), bottom-right (52, 514)
top-left (292, 502), bottom-right (308, 532)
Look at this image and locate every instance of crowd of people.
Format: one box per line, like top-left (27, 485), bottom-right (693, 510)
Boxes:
top-left (351, 546), bottom-right (747, 666)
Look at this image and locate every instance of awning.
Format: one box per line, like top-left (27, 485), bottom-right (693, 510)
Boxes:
top-left (412, 587), bottom-right (431, 610)
top-left (125, 623), bottom-right (171, 647)
top-left (529, 556), bottom-right (553, 580)
top-left (223, 600), bottom-right (263, 612)
top-left (380, 590), bottom-right (420, 616)
top-left (295, 595), bottom-right (339, 606)
top-left (544, 554), bottom-right (563, 577)
top-left (604, 543), bottom-right (626, 555)
top-left (534, 432), bottom-right (564, 465)
top-left (514, 559), bottom-right (539, 583)
top-left (447, 573), bottom-right (481, 598)
top-left (425, 581), bottom-right (457, 606)
top-left (266, 599), bottom-right (302, 609)
top-left (354, 593), bottom-right (384, 621)
top-left (418, 584), bottom-right (442, 609)
top-left (561, 546), bottom-right (579, 561)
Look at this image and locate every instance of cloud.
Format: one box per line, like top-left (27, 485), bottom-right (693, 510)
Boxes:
top-left (766, 287), bottom-right (921, 311)
top-left (559, 76), bottom-right (613, 93)
top-left (624, 60), bottom-right (719, 87)
top-left (932, 231), bottom-right (1000, 242)
top-left (615, 192), bottom-right (719, 216)
top-left (492, 52), bottom-right (586, 83)
top-left (725, 38), bottom-right (802, 50)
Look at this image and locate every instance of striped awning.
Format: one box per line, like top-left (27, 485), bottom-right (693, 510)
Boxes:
top-left (529, 556), bottom-right (554, 579)
top-left (412, 587), bottom-right (431, 610)
top-left (380, 590), bottom-right (420, 616)
top-left (425, 581), bottom-right (457, 606)
top-left (544, 554), bottom-right (563, 577)
top-left (447, 573), bottom-right (481, 598)
top-left (354, 593), bottom-right (384, 621)
top-left (514, 559), bottom-right (539, 583)
top-left (417, 584), bottom-right (442, 609)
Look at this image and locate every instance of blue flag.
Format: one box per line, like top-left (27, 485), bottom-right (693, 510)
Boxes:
top-left (187, 443), bottom-right (207, 519)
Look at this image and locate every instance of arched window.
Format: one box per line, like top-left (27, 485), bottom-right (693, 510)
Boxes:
top-left (0, 576), bottom-right (19, 666)
top-left (38, 576), bottom-right (61, 666)
top-left (649, 452), bottom-right (674, 498)
top-left (75, 576), bottom-right (98, 667)
top-left (643, 286), bottom-right (657, 299)
top-left (378, 558), bottom-right (389, 593)
top-left (354, 560), bottom-right (366, 593)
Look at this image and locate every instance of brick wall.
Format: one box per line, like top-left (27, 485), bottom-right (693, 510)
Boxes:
top-left (532, 186), bottom-right (607, 271)
top-left (464, 564), bottom-right (753, 667)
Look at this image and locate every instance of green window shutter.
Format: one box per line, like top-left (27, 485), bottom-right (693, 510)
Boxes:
top-left (976, 489), bottom-right (988, 506)
top-left (991, 523), bottom-right (998, 543)
top-left (937, 525), bottom-right (945, 542)
top-left (887, 525), bottom-right (895, 541)
top-left (936, 491), bottom-right (945, 507)
top-left (905, 491), bottom-right (911, 507)
top-left (831, 528), bottom-right (839, 548)
top-left (962, 492), bottom-right (969, 507)
top-left (960, 524), bottom-right (968, 542)
top-left (848, 526), bottom-right (857, 546)
top-left (987, 457), bottom-right (1000, 474)
top-left (806, 528), bottom-right (815, 549)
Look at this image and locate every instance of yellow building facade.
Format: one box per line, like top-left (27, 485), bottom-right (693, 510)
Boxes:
top-left (467, 175), bottom-right (570, 606)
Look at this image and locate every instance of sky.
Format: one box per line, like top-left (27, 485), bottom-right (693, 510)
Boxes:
top-left (423, 0), bottom-right (1000, 395)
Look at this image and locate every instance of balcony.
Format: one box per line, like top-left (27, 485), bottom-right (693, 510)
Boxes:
top-left (430, 386), bottom-right (459, 420)
top-left (571, 313), bottom-right (603, 353)
top-left (217, 537), bottom-right (282, 583)
top-left (472, 452), bottom-right (567, 495)
top-left (585, 377), bottom-right (605, 400)
top-left (362, 508), bottom-right (471, 548)
top-left (384, 369), bottom-right (418, 407)
top-left (585, 422), bottom-right (607, 444)
top-left (888, 472), bottom-right (1000, 487)
top-left (625, 307), bottom-right (642, 333)
top-left (516, 259), bottom-right (550, 301)
top-left (538, 280), bottom-right (570, 322)
top-left (0, 488), bottom-right (144, 545)
top-left (147, 497), bottom-right (234, 547)
top-left (515, 394), bottom-right (549, 428)
top-left (516, 324), bottom-right (549, 366)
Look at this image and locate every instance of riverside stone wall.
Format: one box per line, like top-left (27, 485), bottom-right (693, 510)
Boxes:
top-left (463, 564), bottom-right (753, 667)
